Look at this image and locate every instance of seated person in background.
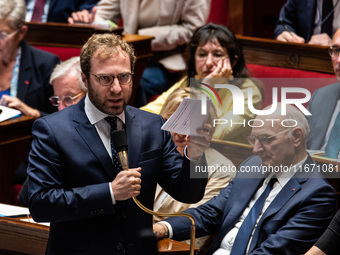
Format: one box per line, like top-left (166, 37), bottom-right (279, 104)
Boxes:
top-left (68, 0), bottom-right (212, 107)
top-left (305, 209), bottom-right (340, 255)
top-left (153, 87), bottom-right (236, 254)
top-left (25, 0), bottom-right (99, 23)
top-left (274, 0), bottom-right (338, 46)
top-left (154, 103), bottom-right (336, 255)
top-left (0, 0), bottom-right (60, 118)
top-left (141, 23), bottom-right (263, 144)
top-left (17, 56), bottom-right (87, 207)
top-left (307, 28), bottom-right (340, 158)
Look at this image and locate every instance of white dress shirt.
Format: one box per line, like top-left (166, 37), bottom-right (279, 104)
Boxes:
top-left (84, 95), bottom-right (125, 204)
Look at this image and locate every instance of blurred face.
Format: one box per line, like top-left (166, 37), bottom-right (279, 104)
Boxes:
top-left (0, 19), bottom-right (24, 63)
top-left (251, 116), bottom-right (296, 167)
top-left (83, 50), bottom-right (132, 115)
top-left (170, 131), bottom-right (187, 156)
top-left (195, 39), bottom-right (230, 78)
top-left (52, 68), bottom-right (84, 111)
top-left (331, 31), bottom-right (340, 79)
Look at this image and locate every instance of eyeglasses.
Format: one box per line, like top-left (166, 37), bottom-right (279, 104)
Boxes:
top-left (90, 73), bottom-right (133, 86)
top-left (329, 45), bottom-right (340, 58)
top-left (247, 129), bottom-right (291, 146)
top-left (49, 92), bottom-right (85, 107)
top-left (0, 30), bottom-right (19, 41)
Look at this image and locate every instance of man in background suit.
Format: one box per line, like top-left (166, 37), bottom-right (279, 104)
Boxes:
top-left (154, 104), bottom-right (336, 255)
top-left (27, 33), bottom-right (211, 255)
top-left (25, 0), bottom-right (99, 23)
top-left (17, 56), bottom-right (87, 207)
top-left (274, 0), bottom-right (338, 46)
top-left (307, 28), bottom-right (340, 158)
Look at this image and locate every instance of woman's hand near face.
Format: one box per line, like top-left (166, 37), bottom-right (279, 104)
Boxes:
top-left (205, 58), bottom-right (233, 79)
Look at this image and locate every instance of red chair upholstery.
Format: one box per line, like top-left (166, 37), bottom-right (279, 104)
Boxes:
top-left (247, 64), bottom-right (337, 108)
top-left (34, 46), bottom-right (81, 61)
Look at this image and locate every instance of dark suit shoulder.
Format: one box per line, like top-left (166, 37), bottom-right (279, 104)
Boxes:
top-left (312, 82), bottom-right (340, 98)
top-left (21, 40), bottom-right (60, 61)
top-left (127, 105), bottom-right (165, 122)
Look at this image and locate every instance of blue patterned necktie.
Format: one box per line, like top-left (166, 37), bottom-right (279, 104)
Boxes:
top-left (325, 111), bottom-right (340, 158)
top-left (230, 177), bottom-right (276, 255)
top-left (105, 116), bottom-right (122, 172)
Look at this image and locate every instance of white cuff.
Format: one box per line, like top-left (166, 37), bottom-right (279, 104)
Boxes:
top-left (161, 221), bottom-right (173, 239)
top-left (109, 183), bottom-right (116, 205)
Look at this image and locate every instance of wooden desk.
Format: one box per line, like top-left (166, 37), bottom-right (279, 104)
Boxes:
top-left (0, 116), bottom-right (35, 204)
top-left (236, 35), bottom-right (333, 74)
top-left (0, 217), bottom-right (196, 255)
top-left (25, 22), bottom-right (123, 48)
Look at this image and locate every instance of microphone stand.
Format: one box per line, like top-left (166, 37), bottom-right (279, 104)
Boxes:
top-left (115, 135), bottom-right (196, 255)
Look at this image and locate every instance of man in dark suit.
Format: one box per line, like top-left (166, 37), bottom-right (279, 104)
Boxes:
top-left (154, 104), bottom-right (336, 255)
top-left (307, 28), bottom-right (340, 157)
top-left (27, 33), bottom-right (210, 255)
top-left (25, 0), bottom-right (99, 23)
top-left (274, 0), bottom-right (336, 46)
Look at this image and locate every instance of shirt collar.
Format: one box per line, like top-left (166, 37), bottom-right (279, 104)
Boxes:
top-left (84, 95), bottom-right (125, 125)
top-left (274, 155), bottom-right (308, 187)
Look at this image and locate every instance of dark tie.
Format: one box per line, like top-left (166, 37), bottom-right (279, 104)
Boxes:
top-left (230, 177), bottom-right (276, 255)
top-left (31, 0), bottom-right (47, 22)
top-left (105, 116), bottom-right (122, 172)
top-left (321, 0), bottom-right (334, 38)
top-left (325, 111), bottom-right (340, 158)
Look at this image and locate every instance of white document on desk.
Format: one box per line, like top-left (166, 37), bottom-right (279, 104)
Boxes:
top-left (0, 105), bottom-right (21, 122)
top-left (161, 97), bottom-right (211, 136)
top-left (0, 203), bottom-right (29, 217)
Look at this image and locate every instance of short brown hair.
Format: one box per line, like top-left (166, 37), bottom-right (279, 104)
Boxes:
top-left (80, 33), bottom-right (136, 79)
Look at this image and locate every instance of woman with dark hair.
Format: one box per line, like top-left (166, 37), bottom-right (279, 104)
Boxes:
top-left (141, 23), bottom-right (263, 143)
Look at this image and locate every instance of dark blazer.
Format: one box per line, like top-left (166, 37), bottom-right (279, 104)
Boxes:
top-left (18, 40), bottom-right (60, 116)
top-left (27, 99), bottom-right (208, 255)
top-left (274, 0), bottom-right (316, 42)
top-left (307, 82), bottom-right (340, 150)
top-left (167, 155), bottom-right (336, 255)
top-left (25, 0), bottom-right (99, 23)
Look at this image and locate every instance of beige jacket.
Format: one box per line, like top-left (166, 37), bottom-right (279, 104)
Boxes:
top-left (153, 147), bottom-right (235, 251)
top-left (94, 0), bottom-right (211, 71)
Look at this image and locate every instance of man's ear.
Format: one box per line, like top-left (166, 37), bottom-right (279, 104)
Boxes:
top-left (81, 72), bottom-right (88, 89)
top-left (291, 127), bottom-right (303, 146)
top-left (18, 25), bottom-right (28, 41)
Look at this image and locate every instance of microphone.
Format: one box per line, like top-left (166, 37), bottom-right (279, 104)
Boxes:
top-left (112, 129), bottom-right (129, 170)
top-left (111, 129), bottom-right (197, 255)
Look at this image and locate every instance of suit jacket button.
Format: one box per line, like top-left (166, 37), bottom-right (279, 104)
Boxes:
top-left (116, 243), bottom-right (123, 251)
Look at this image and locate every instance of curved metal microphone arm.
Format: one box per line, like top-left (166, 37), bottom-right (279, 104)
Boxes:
top-left (113, 129), bottom-right (196, 255)
top-left (118, 154), bottom-right (196, 255)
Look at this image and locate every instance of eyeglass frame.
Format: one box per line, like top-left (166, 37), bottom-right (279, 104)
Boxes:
top-left (328, 45), bottom-right (340, 58)
top-left (49, 92), bottom-right (85, 107)
top-left (0, 29), bottom-right (20, 41)
top-left (247, 128), bottom-right (291, 146)
top-left (90, 72), bottom-right (134, 86)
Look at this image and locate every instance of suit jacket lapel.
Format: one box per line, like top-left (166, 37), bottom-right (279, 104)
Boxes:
top-left (125, 106), bottom-right (142, 168)
top-left (212, 177), bottom-right (264, 251)
top-left (73, 99), bottom-right (115, 180)
top-left (17, 41), bottom-right (32, 101)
